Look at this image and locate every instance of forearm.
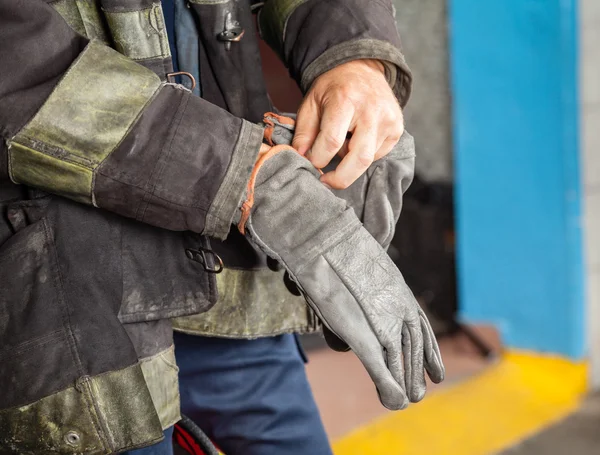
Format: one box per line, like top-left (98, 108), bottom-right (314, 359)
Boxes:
top-left (258, 0), bottom-right (412, 106)
top-left (0, 0), bottom-right (262, 238)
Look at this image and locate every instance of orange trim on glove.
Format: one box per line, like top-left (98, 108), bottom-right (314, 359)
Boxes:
top-left (238, 113), bottom-right (325, 235)
top-left (238, 144), bottom-right (294, 235)
top-left (263, 112), bottom-right (296, 146)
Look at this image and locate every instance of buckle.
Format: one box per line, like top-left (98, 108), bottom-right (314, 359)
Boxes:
top-left (185, 247), bottom-right (224, 274)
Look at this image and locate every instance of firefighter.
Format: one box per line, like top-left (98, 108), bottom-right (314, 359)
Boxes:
top-left (0, 1), bottom-right (444, 454)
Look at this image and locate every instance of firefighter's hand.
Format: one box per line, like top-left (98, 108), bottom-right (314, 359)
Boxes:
top-left (293, 59), bottom-right (404, 189)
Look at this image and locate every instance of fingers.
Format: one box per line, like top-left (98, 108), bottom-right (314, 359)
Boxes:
top-left (292, 99), bottom-right (320, 156)
top-left (307, 99), bottom-right (355, 169)
top-left (387, 324), bottom-right (427, 405)
top-left (385, 341), bottom-right (407, 398)
top-left (349, 326), bottom-right (409, 410)
top-left (320, 121), bottom-right (378, 189)
top-left (374, 134), bottom-right (402, 161)
top-left (405, 323), bottom-right (427, 402)
top-left (419, 309), bottom-right (445, 384)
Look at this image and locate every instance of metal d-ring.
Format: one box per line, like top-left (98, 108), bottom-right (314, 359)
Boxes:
top-left (166, 71), bottom-right (197, 91)
top-left (185, 246), bottom-right (224, 274)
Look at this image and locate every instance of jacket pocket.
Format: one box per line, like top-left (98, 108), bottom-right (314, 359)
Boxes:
top-left (118, 218), bottom-right (218, 323)
top-left (0, 196), bottom-right (80, 409)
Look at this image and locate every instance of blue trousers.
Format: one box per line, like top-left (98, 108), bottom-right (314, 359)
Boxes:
top-left (122, 427), bottom-right (173, 455)
top-left (174, 332), bottom-right (333, 455)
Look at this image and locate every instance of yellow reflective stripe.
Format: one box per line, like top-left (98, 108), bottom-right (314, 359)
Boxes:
top-left (9, 40), bottom-right (161, 204)
top-left (104, 3), bottom-right (171, 61)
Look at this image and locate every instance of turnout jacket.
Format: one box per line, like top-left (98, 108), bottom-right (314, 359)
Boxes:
top-left (0, 0), bottom-right (411, 453)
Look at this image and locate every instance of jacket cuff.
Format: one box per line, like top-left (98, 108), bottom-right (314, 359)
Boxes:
top-left (204, 120), bottom-right (264, 240)
top-left (259, 0), bottom-right (413, 107)
top-left (299, 39), bottom-right (412, 107)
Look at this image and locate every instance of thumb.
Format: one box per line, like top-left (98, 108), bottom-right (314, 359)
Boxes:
top-left (292, 99), bottom-right (320, 156)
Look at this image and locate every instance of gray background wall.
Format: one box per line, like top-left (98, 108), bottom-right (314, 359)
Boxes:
top-left (580, 0), bottom-right (600, 386)
top-left (393, 0), bottom-right (453, 184)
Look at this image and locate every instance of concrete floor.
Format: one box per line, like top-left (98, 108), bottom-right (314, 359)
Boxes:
top-left (499, 393), bottom-right (600, 455)
top-left (304, 325), bottom-right (500, 439)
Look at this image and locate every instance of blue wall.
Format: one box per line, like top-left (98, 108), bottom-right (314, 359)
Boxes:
top-left (449, 0), bottom-right (585, 358)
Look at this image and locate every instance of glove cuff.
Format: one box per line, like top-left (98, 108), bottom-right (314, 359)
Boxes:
top-left (238, 144), bottom-right (297, 234)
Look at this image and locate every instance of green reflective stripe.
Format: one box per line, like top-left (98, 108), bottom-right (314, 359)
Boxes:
top-left (0, 363), bottom-right (163, 454)
top-left (76, 0), bottom-right (111, 43)
top-left (140, 347), bottom-right (181, 430)
top-left (104, 3), bottom-right (171, 61)
top-left (258, 0), bottom-right (307, 54)
top-left (8, 142), bottom-right (93, 203)
top-left (172, 268), bottom-right (321, 338)
top-left (9, 40), bottom-right (161, 204)
top-left (51, 0), bottom-right (111, 43)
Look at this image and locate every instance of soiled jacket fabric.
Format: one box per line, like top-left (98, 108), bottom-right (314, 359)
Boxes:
top-left (173, 0), bottom-right (414, 338)
top-left (0, 0), bottom-right (411, 452)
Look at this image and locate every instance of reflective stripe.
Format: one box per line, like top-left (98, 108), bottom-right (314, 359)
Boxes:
top-left (51, 0), bottom-right (111, 43)
top-left (0, 362), bottom-right (163, 454)
top-left (140, 346), bottom-right (181, 431)
top-left (172, 267), bottom-right (321, 338)
top-left (104, 2), bottom-right (171, 61)
top-left (9, 40), bottom-right (161, 205)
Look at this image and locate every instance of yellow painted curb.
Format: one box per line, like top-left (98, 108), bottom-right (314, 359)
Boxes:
top-left (333, 352), bottom-right (588, 455)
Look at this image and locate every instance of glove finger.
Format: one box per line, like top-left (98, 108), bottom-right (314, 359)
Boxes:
top-left (323, 319), bottom-right (408, 410)
top-left (323, 326), bottom-right (350, 352)
top-left (385, 340), bottom-right (407, 399)
top-left (296, 260), bottom-right (408, 410)
top-left (351, 334), bottom-right (408, 411)
top-left (406, 322), bottom-right (427, 402)
top-left (419, 309), bottom-right (445, 384)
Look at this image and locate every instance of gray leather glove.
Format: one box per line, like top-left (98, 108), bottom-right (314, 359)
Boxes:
top-left (236, 142), bottom-right (445, 410)
top-left (263, 112), bottom-right (415, 250)
top-left (263, 113), bottom-right (416, 351)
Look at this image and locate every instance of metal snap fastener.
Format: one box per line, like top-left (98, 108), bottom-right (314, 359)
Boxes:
top-left (217, 12), bottom-right (245, 51)
top-left (64, 431), bottom-right (81, 446)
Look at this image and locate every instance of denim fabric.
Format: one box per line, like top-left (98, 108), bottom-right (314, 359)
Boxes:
top-left (122, 427), bottom-right (174, 455)
top-left (174, 0), bottom-right (201, 96)
top-left (174, 332), bottom-right (333, 455)
top-left (161, 0), bottom-right (179, 73)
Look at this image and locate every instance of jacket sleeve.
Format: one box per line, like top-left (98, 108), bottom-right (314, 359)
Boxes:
top-left (258, 0), bottom-right (412, 107)
top-left (0, 0), bottom-right (263, 239)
